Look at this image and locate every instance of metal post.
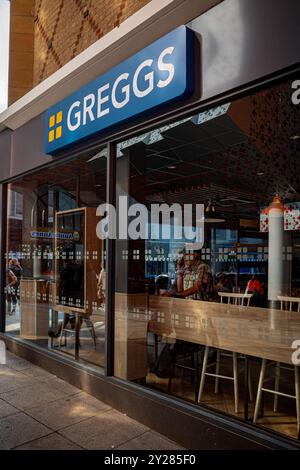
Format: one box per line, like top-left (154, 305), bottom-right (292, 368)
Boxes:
top-left (105, 142), bottom-right (116, 376)
top-left (0, 184), bottom-right (7, 333)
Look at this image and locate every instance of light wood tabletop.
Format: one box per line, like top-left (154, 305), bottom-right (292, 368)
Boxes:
top-left (145, 295), bottom-right (300, 365)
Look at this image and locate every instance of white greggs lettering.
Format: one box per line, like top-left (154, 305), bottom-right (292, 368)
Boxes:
top-left (45, 26), bottom-right (194, 153)
top-left (67, 47), bottom-right (175, 131)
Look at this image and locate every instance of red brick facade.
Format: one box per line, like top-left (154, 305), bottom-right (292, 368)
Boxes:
top-left (9, 0), bottom-right (35, 104)
top-left (8, 0), bottom-right (151, 104)
top-left (33, 0), bottom-right (151, 86)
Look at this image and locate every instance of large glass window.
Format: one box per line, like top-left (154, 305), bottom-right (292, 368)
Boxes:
top-left (5, 147), bottom-right (107, 369)
top-left (114, 77), bottom-right (300, 441)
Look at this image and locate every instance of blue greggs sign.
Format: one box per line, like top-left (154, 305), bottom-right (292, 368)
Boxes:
top-left (45, 26), bottom-right (195, 154)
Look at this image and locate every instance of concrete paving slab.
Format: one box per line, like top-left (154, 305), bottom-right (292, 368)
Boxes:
top-left (0, 381), bottom-right (67, 410)
top-left (0, 412), bottom-right (51, 450)
top-left (59, 409), bottom-right (150, 450)
top-left (26, 394), bottom-right (111, 431)
top-left (14, 432), bottom-right (82, 450)
top-left (117, 430), bottom-right (185, 450)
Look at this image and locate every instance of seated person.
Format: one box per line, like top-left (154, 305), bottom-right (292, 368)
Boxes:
top-left (246, 274), bottom-right (264, 306)
top-left (163, 250), bottom-right (214, 300)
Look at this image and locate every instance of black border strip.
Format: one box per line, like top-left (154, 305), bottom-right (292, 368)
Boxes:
top-left (0, 184), bottom-right (7, 333)
top-left (105, 142), bottom-right (116, 376)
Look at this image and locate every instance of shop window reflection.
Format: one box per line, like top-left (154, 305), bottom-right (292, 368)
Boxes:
top-left (114, 78), bottom-right (300, 441)
top-left (5, 148), bottom-right (107, 370)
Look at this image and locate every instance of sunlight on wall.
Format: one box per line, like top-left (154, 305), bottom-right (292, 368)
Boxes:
top-left (0, 0), bottom-right (10, 113)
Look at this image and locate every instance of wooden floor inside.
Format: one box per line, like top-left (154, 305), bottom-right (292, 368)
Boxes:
top-left (145, 353), bottom-right (299, 441)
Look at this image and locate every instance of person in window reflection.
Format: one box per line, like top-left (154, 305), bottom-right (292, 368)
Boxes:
top-left (246, 274), bottom-right (264, 307)
top-left (96, 265), bottom-right (106, 308)
top-left (6, 264), bottom-right (18, 315)
top-left (163, 250), bottom-right (214, 300)
top-left (9, 258), bottom-right (23, 309)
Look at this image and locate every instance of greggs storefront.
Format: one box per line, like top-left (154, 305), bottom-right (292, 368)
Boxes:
top-left (1, 0), bottom-right (300, 449)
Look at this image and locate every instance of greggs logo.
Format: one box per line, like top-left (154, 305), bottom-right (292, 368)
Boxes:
top-left (45, 26), bottom-right (195, 154)
top-left (48, 111), bottom-right (63, 142)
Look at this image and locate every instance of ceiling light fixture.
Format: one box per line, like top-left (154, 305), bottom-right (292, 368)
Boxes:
top-left (204, 200), bottom-right (225, 223)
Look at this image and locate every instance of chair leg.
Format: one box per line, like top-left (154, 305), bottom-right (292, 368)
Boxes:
top-left (59, 329), bottom-right (66, 349)
top-left (233, 352), bottom-right (239, 413)
top-left (167, 361), bottom-right (175, 392)
top-left (84, 319), bottom-right (97, 349)
top-left (254, 358), bottom-right (267, 423)
top-left (248, 364), bottom-right (253, 402)
top-left (194, 349), bottom-right (200, 403)
top-left (92, 324), bottom-right (97, 349)
top-left (295, 366), bottom-right (300, 436)
top-left (198, 346), bottom-right (209, 403)
top-left (190, 352), bottom-right (195, 386)
top-left (214, 349), bottom-right (220, 394)
top-left (90, 323), bottom-right (97, 349)
top-left (167, 344), bottom-right (178, 393)
top-left (274, 362), bottom-right (280, 412)
top-left (154, 334), bottom-right (158, 362)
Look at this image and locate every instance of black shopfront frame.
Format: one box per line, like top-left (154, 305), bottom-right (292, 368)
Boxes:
top-left (1, 67), bottom-right (300, 450)
top-left (2, 0), bottom-right (300, 447)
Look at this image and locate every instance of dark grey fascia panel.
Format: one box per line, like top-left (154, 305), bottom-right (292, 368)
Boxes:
top-left (0, 129), bottom-right (11, 181)
top-left (189, 0), bottom-right (300, 101)
top-left (10, 115), bottom-right (53, 179)
top-left (2, 0), bottom-right (300, 181)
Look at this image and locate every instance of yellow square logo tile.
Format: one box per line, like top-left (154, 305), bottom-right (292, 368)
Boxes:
top-left (56, 126), bottom-right (62, 139)
top-left (48, 130), bottom-right (55, 142)
top-left (56, 111), bottom-right (63, 124)
top-left (49, 115), bottom-right (55, 128)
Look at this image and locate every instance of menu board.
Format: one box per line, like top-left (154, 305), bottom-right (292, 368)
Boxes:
top-left (55, 209), bottom-right (85, 309)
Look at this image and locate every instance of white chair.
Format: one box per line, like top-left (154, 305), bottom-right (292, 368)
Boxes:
top-left (253, 295), bottom-right (300, 435)
top-left (253, 359), bottom-right (300, 437)
top-left (198, 293), bottom-right (253, 413)
top-left (278, 295), bottom-right (300, 312)
top-left (218, 292), bottom-right (252, 306)
top-left (275, 296), bottom-right (300, 414)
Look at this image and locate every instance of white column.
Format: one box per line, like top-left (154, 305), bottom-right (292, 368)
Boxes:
top-left (268, 196), bottom-right (284, 304)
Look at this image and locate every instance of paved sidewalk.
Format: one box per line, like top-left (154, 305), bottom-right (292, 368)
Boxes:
top-left (0, 351), bottom-right (183, 450)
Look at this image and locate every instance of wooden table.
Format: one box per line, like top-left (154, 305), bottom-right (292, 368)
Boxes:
top-left (148, 296), bottom-right (300, 427)
top-left (147, 296), bottom-right (300, 365)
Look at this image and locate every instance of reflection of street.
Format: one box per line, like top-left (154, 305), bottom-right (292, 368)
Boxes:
top-left (5, 302), bottom-right (20, 333)
top-left (52, 309), bottom-right (106, 367)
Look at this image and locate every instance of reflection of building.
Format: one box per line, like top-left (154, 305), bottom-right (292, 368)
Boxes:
top-left (1, 0), bottom-right (300, 451)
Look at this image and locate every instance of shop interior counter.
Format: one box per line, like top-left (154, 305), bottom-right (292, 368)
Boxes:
top-left (20, 278), bottom-right (50, 340)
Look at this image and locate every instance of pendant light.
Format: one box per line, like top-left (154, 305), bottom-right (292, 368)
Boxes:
top-left (204, 199), bottom-right (225, 223)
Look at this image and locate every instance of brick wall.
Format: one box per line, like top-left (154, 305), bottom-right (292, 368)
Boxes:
top-left (33, 0), bottom-right (151, 86)
top-left (8, 0), bottom-right (35, 105)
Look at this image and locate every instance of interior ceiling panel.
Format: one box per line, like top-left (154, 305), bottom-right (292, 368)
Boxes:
top-left (139, 81), bottom-right (300, 210)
